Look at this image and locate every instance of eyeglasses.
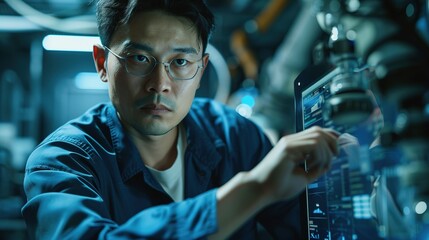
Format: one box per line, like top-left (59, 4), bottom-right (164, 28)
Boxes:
top-left (104, 46), bottom-right (205, 80)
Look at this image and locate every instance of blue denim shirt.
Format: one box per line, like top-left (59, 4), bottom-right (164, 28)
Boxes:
top-left (22, 98), bottom-right (302, 239)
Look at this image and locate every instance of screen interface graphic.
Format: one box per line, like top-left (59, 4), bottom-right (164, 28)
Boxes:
top-left (301, 74), bottom-right (395, 240)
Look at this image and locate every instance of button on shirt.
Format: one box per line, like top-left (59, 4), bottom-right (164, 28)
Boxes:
top-left (22, 98), bottom-right (302, 239)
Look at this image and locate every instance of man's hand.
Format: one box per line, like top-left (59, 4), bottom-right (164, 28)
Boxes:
top-left (249, 126), bottom-right (340, 203)
top-left (210, 126), bottom-right (339, 240)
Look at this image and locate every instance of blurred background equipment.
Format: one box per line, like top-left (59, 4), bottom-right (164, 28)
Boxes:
top-left (228, 0), bottom-right (319, 141)
top-left (3, 0), bottom-right (97, 34)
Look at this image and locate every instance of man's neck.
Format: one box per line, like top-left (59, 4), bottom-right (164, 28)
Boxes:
top-left (129, 126), bottom-right (179, 171)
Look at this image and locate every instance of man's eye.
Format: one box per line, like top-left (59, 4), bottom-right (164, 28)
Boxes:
top-left (130, 55), bottom-right (149, 63)
top-left (173, 59), bottom-right (189, 67)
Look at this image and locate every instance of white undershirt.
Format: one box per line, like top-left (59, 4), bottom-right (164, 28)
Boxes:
top-left (147, 126), bottom-right (186, 202)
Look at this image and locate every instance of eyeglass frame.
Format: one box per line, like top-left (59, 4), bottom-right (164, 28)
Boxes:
top-left (103, 46), bottom-right (206, 80)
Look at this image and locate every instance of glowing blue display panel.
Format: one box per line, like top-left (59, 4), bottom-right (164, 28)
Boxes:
top-left (293, 65), bottom-right (421, 240)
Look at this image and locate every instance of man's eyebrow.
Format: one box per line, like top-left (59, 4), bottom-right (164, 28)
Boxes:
top-left (173, 47), bottom-right (198, 55)
top-left (123, 42), bottom-right (153, 52)
top-left (124, 42), bottom-right (199, 55)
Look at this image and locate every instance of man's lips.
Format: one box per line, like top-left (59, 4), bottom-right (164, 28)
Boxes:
top-left (135, 95), bottom-right (175, 113)
top-left (139, 103), bottom-right (172, 114)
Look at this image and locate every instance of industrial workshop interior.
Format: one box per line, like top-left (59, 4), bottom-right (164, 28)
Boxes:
top-left (1, 0), bottom-right (429, 239)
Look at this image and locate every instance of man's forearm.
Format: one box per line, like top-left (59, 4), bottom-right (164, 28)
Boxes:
top-left (209, 171), bottom-right (271, 240)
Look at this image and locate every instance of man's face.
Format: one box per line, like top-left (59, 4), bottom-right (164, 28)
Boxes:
top-left (100, 10), bottom-right (209, 137)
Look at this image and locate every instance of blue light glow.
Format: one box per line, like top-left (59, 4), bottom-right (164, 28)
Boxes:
top-left (74, 72), bottom-right (107, 90)
top-left (241, 95), bottom-right (255, 108)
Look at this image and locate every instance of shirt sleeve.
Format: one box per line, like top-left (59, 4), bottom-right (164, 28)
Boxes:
top-left (21, 140), bottom-right (218, 240)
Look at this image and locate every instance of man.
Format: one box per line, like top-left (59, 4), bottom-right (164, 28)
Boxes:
top-left (22, 0), bottom-right (339, 239)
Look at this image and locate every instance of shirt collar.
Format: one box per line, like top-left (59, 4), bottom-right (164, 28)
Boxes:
top-left (183, 111), bottom-right (223, 173)
top-left (106, 104), bottom-right (145, 182)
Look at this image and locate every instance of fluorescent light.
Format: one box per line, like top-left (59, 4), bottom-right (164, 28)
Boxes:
top-left (74, 72), bottom-right (107, 90)
top-left (43, 35), bottom-right (101, 52)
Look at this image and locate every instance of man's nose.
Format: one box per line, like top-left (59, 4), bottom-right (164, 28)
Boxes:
top-left (144, 63), bottom-right (172, 93)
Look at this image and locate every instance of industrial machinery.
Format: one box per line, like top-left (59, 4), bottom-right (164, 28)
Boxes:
top-left (313, 0), bottom-right (429, 238)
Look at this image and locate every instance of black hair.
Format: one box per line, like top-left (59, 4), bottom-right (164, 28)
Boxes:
top-left (96, 0), bottom-right (215, 52)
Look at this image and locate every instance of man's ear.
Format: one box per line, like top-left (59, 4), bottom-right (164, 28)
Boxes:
top-left (202, 53), bottom-right (210, 72)
top-left (93, 44), bottom-right (108, 82)
top-left (197, 53), bottom-right (210, 89)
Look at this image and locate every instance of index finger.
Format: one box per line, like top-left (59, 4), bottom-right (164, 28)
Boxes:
top-left (324, 128), bottom-right (341, 138)
top-left (323, 128), bottom-right (340, 156)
